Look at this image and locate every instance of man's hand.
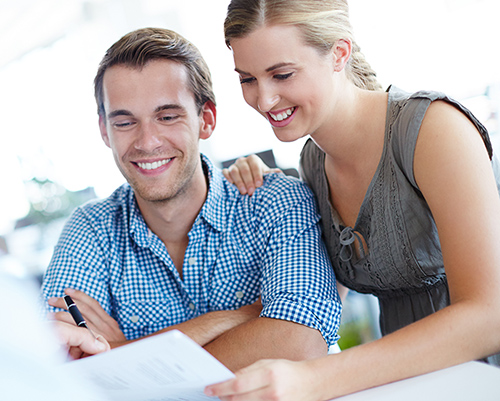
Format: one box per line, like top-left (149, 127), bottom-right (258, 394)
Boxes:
top-left (48, 291), bottom-right (263, 350)
top-left (48, 288), bottom-right (127, 346)
top-left (52, 320), bottom-right (110, 360)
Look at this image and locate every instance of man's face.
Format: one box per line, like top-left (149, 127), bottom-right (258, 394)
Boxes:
top-left (99, 60), bottom-right (214, 204)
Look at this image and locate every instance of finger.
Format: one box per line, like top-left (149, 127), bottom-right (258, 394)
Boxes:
top-left (68, 346), bottom-right (85, 360)
top-left (51, 292), bottom-right (107, 334)
top-left (48, 296), bottom-right (68, 310)
top-left (64, 289), bottom-right (110, 328)
top-left (53, 311), bottom-right (77, 325)
top-left (246, 155), bottom-right (267, 187)
top-left (205, 361), bottom-right (271, 397)
top-left (226, 164), bottom-right (248, 194)
top-left (234, 157), bottom-right (259, 195)
top-left (65, 288), bottom-right (102, 310)
top-left (65, 289), bottom-right (126, 342)
top-left (53, 321), bottom-right (110, 356)
top-left (222, 168), bottom-right (234, 184)
top-left (212, 387), bottom-right (274, 401)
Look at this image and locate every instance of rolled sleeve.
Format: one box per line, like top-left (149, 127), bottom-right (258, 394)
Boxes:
top-left (256, 179), bottom-right (342, 347)
top-left (261, 291), bottom-right (341, 347)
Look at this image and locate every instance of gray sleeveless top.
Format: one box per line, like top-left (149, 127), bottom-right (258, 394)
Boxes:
top-left (300, 86), bottom-right (500, 364)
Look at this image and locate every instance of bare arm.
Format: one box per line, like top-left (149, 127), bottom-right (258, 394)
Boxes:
top-left (205, 317), bottom-right (327, 372)
top-left (50, 290), bottom-right (326, 372)
top-left (207, 101), bottom-right (500, 399)
top-left (49, 289), bottom-right (262, 348)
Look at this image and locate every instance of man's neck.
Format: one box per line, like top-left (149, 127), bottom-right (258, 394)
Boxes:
top-left (134, 165), bottom-right (209, 275)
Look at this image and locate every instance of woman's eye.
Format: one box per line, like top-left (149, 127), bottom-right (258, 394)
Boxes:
top-left (240, 77), bottom-right (255, 85)
top-left (274, 72), bottom-right (293, 80)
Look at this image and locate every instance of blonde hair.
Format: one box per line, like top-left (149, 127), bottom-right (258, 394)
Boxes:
top-left (224, 0), bottom-right (382, 91)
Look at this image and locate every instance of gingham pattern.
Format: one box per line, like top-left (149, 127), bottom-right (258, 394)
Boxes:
top-left (42, 155), bottom-right (341, 346)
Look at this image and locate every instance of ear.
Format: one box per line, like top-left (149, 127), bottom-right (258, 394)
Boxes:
top-left (332, 39), bottom-right (352, 72)
top-left (99, 114), bottom-right (112, 148)
top-left (199, 100), bottom-right (217, 140)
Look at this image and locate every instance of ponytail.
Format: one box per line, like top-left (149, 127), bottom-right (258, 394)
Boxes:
top-left (348, 42), bottom-right (383, 91)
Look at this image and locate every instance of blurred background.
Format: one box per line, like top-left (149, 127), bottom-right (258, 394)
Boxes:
top-left (1, 0), bottom-right (499, 349)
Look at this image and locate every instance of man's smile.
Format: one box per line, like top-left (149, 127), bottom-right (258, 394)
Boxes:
top-left (136, 158), bottom-right (172, 171)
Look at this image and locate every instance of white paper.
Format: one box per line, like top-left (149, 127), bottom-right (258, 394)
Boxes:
top-left (335, 361), bottom-right (500, 401)
top-left (61, 330), bottom-right (234, 401)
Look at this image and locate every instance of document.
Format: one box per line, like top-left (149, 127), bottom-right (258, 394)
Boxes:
top-left (335, 361), bottom-right (500, 401)
top-left (61, 330), bottom-right (234, 401)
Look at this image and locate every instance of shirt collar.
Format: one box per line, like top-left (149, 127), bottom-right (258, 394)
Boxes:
top-left (128, 154), bottom-right (229, 246)
top-left (198, 154), bottom-right (228, 233)
top-left (127, 185), bottom-right (150, 246)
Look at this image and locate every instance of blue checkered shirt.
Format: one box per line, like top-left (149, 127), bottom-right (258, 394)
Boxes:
top-left (42, 155), bottom-right (341, 346)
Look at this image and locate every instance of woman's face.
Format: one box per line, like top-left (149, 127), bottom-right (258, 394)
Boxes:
top-left (230, 24), bottom-right (337, 142)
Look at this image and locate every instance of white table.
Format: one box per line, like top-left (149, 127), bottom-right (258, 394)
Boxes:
top-left (336, 361), bottom-right (500, 401)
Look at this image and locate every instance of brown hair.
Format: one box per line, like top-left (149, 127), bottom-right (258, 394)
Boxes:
top-left (94, 27), bottom-right (216, 117)
top-left (224, 0), bottom-right (382, 91)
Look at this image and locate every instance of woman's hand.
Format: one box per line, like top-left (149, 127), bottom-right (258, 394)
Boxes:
top-left (223, 154), bottom-right (281, 195)
top-left (204, 359), bottom-right (323, 401)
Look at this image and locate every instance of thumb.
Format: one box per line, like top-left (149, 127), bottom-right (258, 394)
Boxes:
top-left (92, 334), bottom-right (111, 353)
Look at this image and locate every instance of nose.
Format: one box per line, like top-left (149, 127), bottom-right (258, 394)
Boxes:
top-left (256, 85), bottom-right (280, 113)
top-left (134, 121), bottom-right (162, 152)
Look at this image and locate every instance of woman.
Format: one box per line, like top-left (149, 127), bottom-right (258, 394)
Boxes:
top-left (204, 0), bottom-right (500, 400)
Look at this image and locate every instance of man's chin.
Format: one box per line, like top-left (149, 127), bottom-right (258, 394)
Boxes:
top-left (134, 191), bottom-right (173, 204)
top-left (129, 184), bottom-right (174, 204)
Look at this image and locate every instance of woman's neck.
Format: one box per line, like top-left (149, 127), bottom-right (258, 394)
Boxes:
top-left (311, 84), bottom-right (388, 173)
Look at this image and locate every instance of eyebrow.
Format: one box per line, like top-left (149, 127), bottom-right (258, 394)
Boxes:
top-left (235, 62), bottom-right (295, 75)
top-left (107, 109), bottom-right (133, 119)
top-left (107, 104), bottom-right (183, 119)
top-left (155, 104), bottom-right (184, 113)
top-left (265, 62), bottom-right (295, 72)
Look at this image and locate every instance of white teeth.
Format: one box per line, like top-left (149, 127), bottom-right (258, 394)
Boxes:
top-left (270, 107), bottom-right (295, 122)
top-left (137, 158), bottom-right (171, 170)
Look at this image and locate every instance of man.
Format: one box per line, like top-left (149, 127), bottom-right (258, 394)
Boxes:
top-left (42, 27), bottom-right (341, 371)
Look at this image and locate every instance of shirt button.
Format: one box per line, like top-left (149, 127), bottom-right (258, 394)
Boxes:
top-left (236, 291), bottom-right (244, 299)
top-left (188, 302), bottom-right (196, 311)
top-left (130, 315), bottom-right (139, 323)
top-left (188, 257), bottom-right (197, 265)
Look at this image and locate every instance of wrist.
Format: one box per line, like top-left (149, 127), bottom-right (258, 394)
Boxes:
top-left (302, 356), bottom-right (336, 401)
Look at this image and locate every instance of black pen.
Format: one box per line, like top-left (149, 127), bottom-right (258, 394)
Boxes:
top-left (63, 294), bottom-right (97, 339)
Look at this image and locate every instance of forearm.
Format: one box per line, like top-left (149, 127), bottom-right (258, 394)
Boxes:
top-left (311, 300), bottom-right (500, 399)
top-left (108, 302), bottom-right (262, 349)
top-left (146, 309), bottom-right (259, 347)
top-left (204, 317), bottom-right (327, 372)
top-left (51, 287), bottom-right (263, 350)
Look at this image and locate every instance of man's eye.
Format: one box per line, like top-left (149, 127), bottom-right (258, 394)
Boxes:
top-left (113, 121), bottom-right (134, 128)
top-left (274, 72), bottom-right (293, 80)
top-left (160, 115), bottom-right (178, 122)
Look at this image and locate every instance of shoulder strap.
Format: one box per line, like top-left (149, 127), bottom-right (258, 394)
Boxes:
top-left (388, 87), bottom-right (493, 189)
